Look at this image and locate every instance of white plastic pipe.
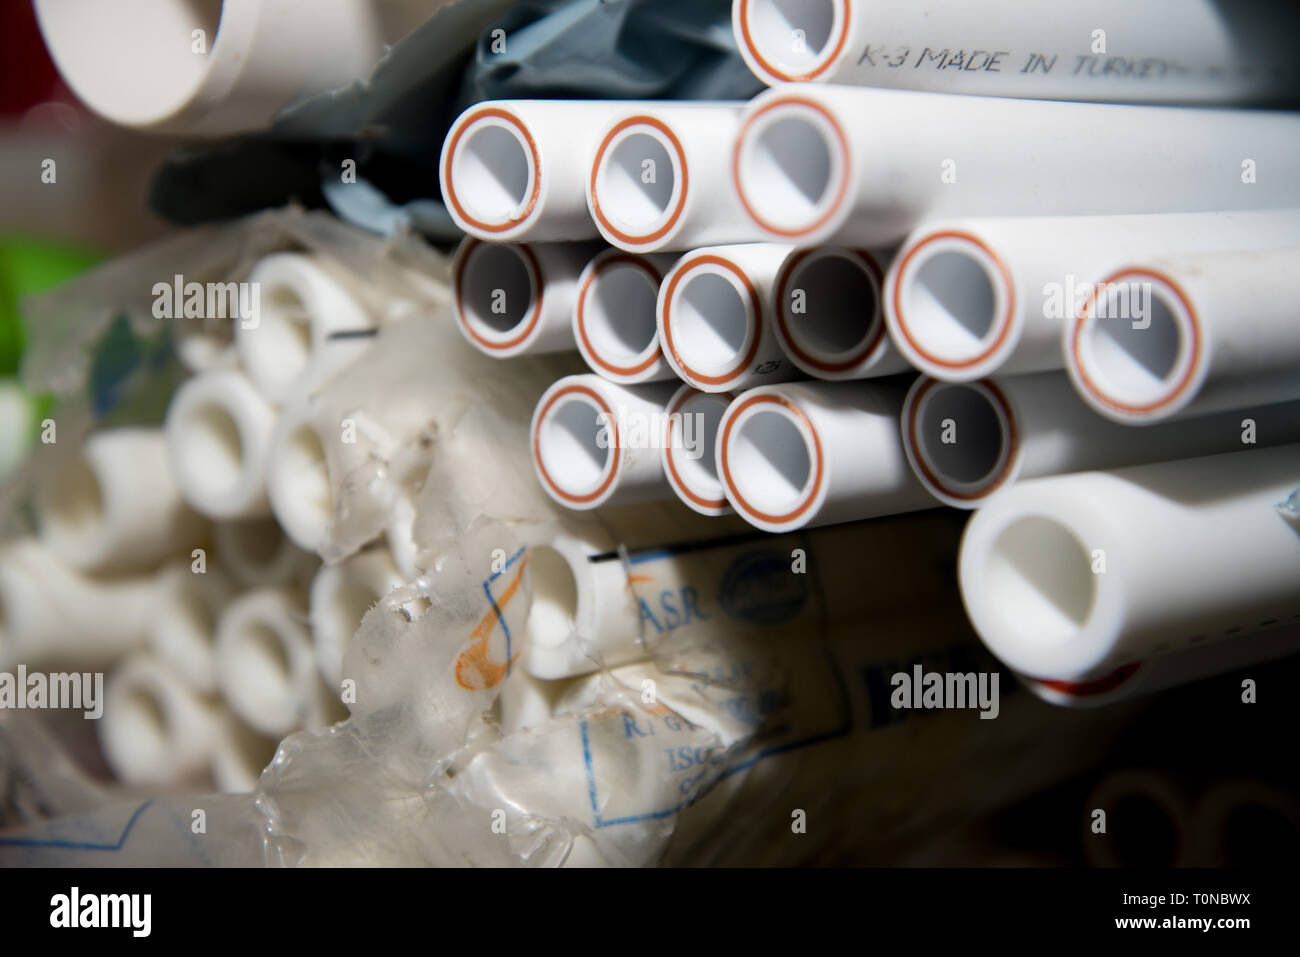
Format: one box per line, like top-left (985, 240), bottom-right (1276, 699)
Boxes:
top-left (732, 85), bottom-right (1300, 247)
top-left (1021, 622), bottom-right (1300, 708)
top-left (0, 538), bottom-right (156, 671)
top-left (452, 239), bottom-right (598, 358)
top-left (309, 548), bottom-right (404, 689)
top-left (148, 562), bottom-right (237, 695)
top-left (520, 511), bottom-right (961, 680)
top-left (959, 443), bottom-right (1300, 681)
top-left (587, 103), bottom-right (761, 253)
top-left (209, 715), bottom-right (278, 794)
top-left (902, 374), bottom-right (1300, 508)
top-left (1065, 246), bottom-right (1300, 425)
top-left (98, 654), bottom-right (223, 785)
top-left (772, 245), bottom-right (908, 380)
top-left (573, 250), bottom-right (678, 384)
top-left (214, 586), bottom-right (331, 738)
top-left (265, 398), bottom-right (335, 553)
top-left (732, 0), bottom-right (1300, 104)
top-left (717, 380), bottom-right (935, 532)
top-left (164, 368), bottom-right (276, 520)
top-left (34, 0), bottom-right (442, 135)
top-left (657, 244), bottom-right (800, 393)
top-left (173, 314), bottom-right (237, 374)
top-left (237, 252), bottom-right (375, 403)
top-left (531, 375), bottom-right (678, 510)
top-left (214, 517), bottom-right (316, 588)
top-left (662, 385), bottom-right (734, 517)
top-left (441, 100), bottom-right (647, 242)
top-left (37, 427), bottom-right (207, 573)
top-left (885, 210), bottom-right (1300, 382)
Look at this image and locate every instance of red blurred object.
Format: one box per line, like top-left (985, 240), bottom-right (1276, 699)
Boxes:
top-left (0, 1), bottom-right (64, 116)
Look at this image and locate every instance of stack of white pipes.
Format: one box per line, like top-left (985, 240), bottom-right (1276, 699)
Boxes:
top-left (1, 246), bottom-right (445, 793)
top-left (436, 0), bottom-right (1300, 703)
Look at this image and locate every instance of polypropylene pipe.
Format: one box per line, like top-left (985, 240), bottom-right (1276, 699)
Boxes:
top-left (531, 375), bottom-right (679, 511)
top-left (34, 0), bottom-right (442, 135)
top-left (959, 443), bottom-right (1300, 681)
top-left (214, 517), bottom-right (316, 589)
top-left (237, 252), bottom-right (375, 403)
top-left (520, 510), bottom-right (961, 680)
top-left (98, 654), bottom-right (223, 786)
top-left (1083, 770), bottom-right (1191, 868)
top-left (587, 103), bottom-right (762, 253)
top-left (657, 244), bottom-right (800, 394)
top-left (452, 239), bottom-right (599, 358)
top-left (901, 374), bottom-right (1300, 508)
top-left (164, 369), bottom-right (276, 520)
top-left (36, 427), bottom-right (207, 572)
top-left (885, 210), bottom-right (1300, 382)
top-left (0, 538), bottom-right (156, 670)
top-left (731, 85), bottom-right (1300, 248)
top-left (731, 0), bottom-right (1300, 104)
top-left (1021, 622), bottom-right (1300, 709)
top-left (1065, 246), bottom-right (1300, 425)
top-left (309, 548), bottom-right (404, 688)
top-left (441, 100), bottom-right (650, 242)
top-left (214, 586), bottom-right (331, 738)
top-left (661, 385), bottom-right (734, 517)
top-left (573, 250), bottom-right (678, 384)
top-left (772, 245), bottom-right (908, 380)
top-left (717, 380), bottom-right (935, 533)
top-left (148, 562), bottom-right (237, 695)
top-left (265, 398), bottom-right (335, 553)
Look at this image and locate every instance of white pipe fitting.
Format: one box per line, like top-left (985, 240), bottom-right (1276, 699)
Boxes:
top-left (732, 84), bottom-right (1300, 247)
top-left (214, 586), bottom-right (331, 738)
top-left (309, 548), bottom-right (404, 689)
top-left (1066, 245), bottom-right (1300, 424)
top-left (265, 398), bottom-right (336, 554)
top-left (587, 103), bottom-right (760, 253)
top-left (573, 250), bottom-right (678, 384)
top-left (98, 653), bottom-right (223, 785)
top-left (237, 252), bottom-right (375, 403)
top-left (657, 244), bottom-right (800, 393)
top-left (732, 0), bottom-right (1300, 104)
top-left (34, 0), bottom-right (440, 135)
top-left (662, 385), bottom-right (734, 517)
top-left (208, 714), bottom-right (278, 794)
top-left (772, 245), bottom-right (907, 381)
top-left (37, 427), bottom-right (207, 573)
top-left (959, 443), bottom-right (1300, 681)
top-left (0, 380), bottom-right (34, 479)
top-left (531, 375), bottom-right (678, 510)
top-left (901, 374), bottom-right (1300, 509)
top-left (148, 561), bottom-right (237, 695)
top-left (0, 538), bottom-right (156, 671)
top-left (214, 517), bottom-right (316, 588)
top-left (440, 99), bottom-right (645, 242)
top-left (885, 210), bottom-right (1300, 382)
top-left (452, 239), bottom-right (599, 358)
top-left (164, 369), bottom-right (276, 520)
top-left (717, 380), bottom-right (935, 532)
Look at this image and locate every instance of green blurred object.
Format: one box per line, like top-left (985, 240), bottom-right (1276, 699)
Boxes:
top-left (0, 237), bottom-right (103, 376)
